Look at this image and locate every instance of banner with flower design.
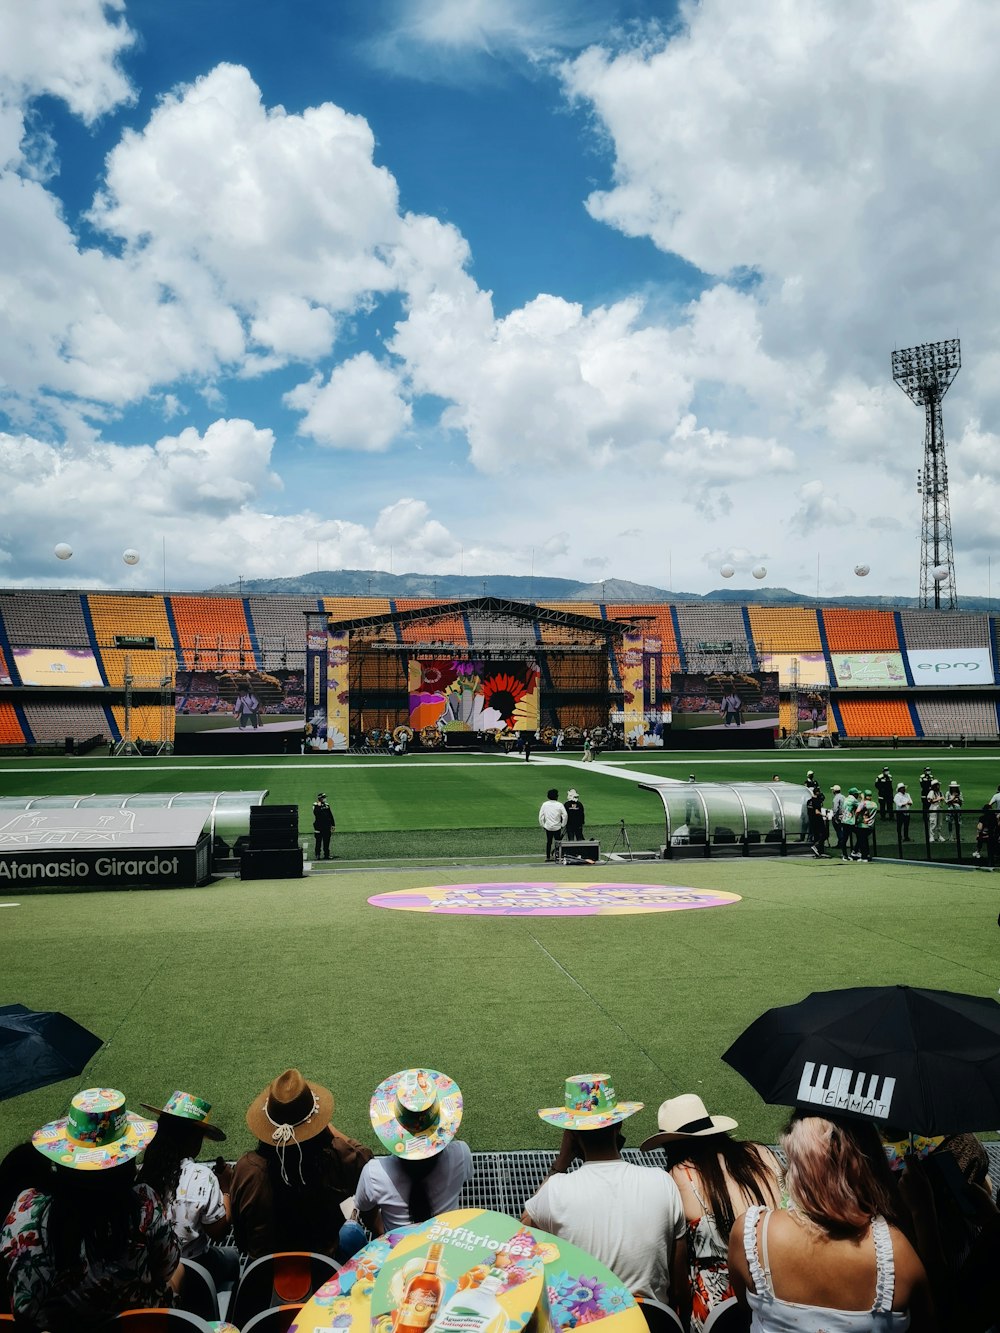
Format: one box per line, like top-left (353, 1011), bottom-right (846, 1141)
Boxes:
top-left (408, 659), bottom-right (540, 733)
top-left (621, 629), bottom-right (647, 746)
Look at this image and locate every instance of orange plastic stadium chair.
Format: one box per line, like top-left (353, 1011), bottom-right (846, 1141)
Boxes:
top-left (228, 1251), bottom-right (340, 1328)
top-left (241, 1306), bottom-right (305, 1333)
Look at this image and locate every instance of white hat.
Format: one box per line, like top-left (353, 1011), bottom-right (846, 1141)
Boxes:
top-left (567, 789), bottom-right (579, 800)
top-left (831, 785), bottom-right (841, 793)
top-left (897, 782), bottom-right (905, 790)
top-left (949, 781), bottom-right (959, 788)
top-left (639, 1093), bottom-right (738, 1149)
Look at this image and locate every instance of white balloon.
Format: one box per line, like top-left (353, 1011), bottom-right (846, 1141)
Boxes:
top-left (854, 563), bottom-right (870, 577)
top-left (752, 565), bottom-right (767, 580)
top-left (122, 549), bottom-right (140, 566)
top-left (720, 564), bottom-right (735, 578)
top-left (932, 565), bottom-right (949, 582)
top-left (54, 543), bottom-right (73, 560)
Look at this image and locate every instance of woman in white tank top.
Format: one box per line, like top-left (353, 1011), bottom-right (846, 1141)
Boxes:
top-left (727, 1114), bottom-right (934, 1332)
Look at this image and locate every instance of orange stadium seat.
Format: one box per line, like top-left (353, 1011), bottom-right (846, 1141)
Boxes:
top-left (171, 597), bottom-right (255, 670)
top-left (822, 608), bottom-right (900, 652)
top-left (394, 600), bottom-right (469, 646)
top-left (324, 597), bottom-right (391, 621)
top-left (110, 701), bottom-right (175, 746)
top-left (87, 594), bottom-right (176, 688)
top-left (0, 701), bottom-right (25, 744)
top-left (836, 697), bottom-right (915, 738)
top-left (747, 606), bottom-right (822, 653)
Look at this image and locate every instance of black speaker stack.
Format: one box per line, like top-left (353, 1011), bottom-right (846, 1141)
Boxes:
top-left (240, 804), bottom-right (304, 880)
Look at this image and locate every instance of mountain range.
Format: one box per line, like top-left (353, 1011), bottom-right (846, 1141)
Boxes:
top-left (207, 569), bottom-right (998, 611)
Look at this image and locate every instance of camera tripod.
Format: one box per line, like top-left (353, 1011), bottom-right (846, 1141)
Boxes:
top-left (605, 818), bottom-right (634, 861)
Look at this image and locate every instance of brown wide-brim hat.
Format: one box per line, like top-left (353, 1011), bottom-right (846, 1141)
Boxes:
top-left (245, 1068), bottom-right (333, 1146)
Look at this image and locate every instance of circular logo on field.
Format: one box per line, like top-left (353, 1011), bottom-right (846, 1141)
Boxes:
top-left (367, 882), bottom-right (742, 917)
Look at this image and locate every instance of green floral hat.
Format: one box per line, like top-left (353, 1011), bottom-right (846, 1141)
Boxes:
top-left (538, 1074), bottom-right (643, 1130)
top-left (32, 1088), bottom-right (157, 1171)
top-left (141, 1089), bottom-right (226, 1141)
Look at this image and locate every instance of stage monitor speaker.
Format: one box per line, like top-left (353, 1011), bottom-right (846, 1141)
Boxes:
top-left (560, 840), bottom-right (600, 862)
top-left (250, 804), bottom-right (297, 819)
top-left (240, 848), bottom-right (304, 880)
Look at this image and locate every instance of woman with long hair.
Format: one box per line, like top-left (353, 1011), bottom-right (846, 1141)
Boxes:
top-left (229, 1068), bottom-right (372, 1261)
top-left (728, 1112), bottom-right (933, 1331)
top-left (641, 1094), bottom-right (782, 1331)
top-left (137, 1090), bottom-right (234, 1287)
top-left (0, 1089), bottom-right (179, 1331)
top-left (355, 1067), bottom-right (472, 1234)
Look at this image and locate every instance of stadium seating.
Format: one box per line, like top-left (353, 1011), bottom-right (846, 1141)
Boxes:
top-left (747, 606), bottom-right (822, 653)
top-left (0, 591), bottom-right (91, 646)
top-left (248, 595), bottom-right (319, 669)
top-left (821, 609), bottom-right (900, 652)
top-left (836, 697), bottom-right (915, 738)
top-left (171, 597), bottom-right (255, 670)
top-left (915, 696), bottom-right (998, 737)
top-left (324, 597), bottom-right (391, 620)
top-left (0, 701), bottom-right (24, 744)
top-left (21, 701), bottom-right (110, 746)
top-left (673, 603), bottom-right (751, 658)
top-left (110, 701), bottom-right (174, 746)
top-left (88, 594), bottom-right (173, 647)
top-left (394, 600), bottom-right (470, 645)
top-left (898, 609), bottom-right (994, 650)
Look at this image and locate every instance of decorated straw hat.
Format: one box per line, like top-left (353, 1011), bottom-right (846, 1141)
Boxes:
top-left (32, 1088), bottom-right (157, 1171)
top-left (639, 1093), bottom-right (738, 1150)
top-left (538, 1074), bottom-right (642, 1130)
top-left (370, 1068), bottom-right (463, 1160)
top-left (141, 1090), bottom-right (226, 1141)
top-left (245, 1069), bottom-right (333, 1146)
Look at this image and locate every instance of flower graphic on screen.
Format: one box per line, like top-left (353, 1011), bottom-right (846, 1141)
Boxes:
top-left (482, 671), bottom-right (529, 726)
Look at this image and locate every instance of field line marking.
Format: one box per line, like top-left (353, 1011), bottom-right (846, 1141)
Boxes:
top-left (0, 902), bottom-right (20, 907)
top-left (527, 932), bottom-right (666, 1075)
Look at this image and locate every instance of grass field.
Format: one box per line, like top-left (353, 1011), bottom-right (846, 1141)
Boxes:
top-left (1, 745), bottom-right (999, 1166)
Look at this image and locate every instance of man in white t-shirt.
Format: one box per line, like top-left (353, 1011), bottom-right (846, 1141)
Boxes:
top-left (988, 785), bottom-right (1000, 813)
top-left (522, 1074), bottom-right (688, 1319)
top-left (538, 788), bottom-right (568, 861)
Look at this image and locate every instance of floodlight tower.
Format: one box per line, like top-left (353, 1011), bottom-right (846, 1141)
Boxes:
top-left (891, 338), bottom-right (960, 609)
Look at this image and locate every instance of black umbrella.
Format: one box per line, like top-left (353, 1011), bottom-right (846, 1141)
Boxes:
top-left (0, 1004), bottom-right (103, 1102)
top-left (722, 984), bottom-right (1000, 1135)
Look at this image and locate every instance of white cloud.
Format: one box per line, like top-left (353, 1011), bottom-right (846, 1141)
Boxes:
top-left (367, 0), bottom-right (605, 79)
top-left (0, 0), bottom-right (134, 126)
top-left (285, 353), bottom-right (412, 451)
top-left (789, 480), bottom-right (856, 536)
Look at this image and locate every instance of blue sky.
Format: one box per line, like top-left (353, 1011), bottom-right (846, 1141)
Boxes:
top-left (2, 0), bottom-right (1000, 596)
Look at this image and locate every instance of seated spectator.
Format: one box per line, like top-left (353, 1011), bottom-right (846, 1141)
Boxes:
top-left (229, 1068), bottom-right (371, 1261)
top-left (640, 1094), bottom-right (781, 1332)
top-left (522, 1074), bottom-right (688, 1319)
top-left (882, 1127), bottom-right (1000, 1332)
top-left (0, 1143), bottom-right (51, 1311)
top-left (137, 1090), bottom-right (236, 1289)
top-left (728, 1112), bottom-right (932, 1331)
top-left (355, 1068), bottom-right (472, 1234)
top-left (0, 1088), bottom-right (179, 1330)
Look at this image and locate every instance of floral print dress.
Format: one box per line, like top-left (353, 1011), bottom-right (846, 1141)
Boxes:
top-left (0, 1183), bottom-right (179, 1329)
top-left (679, 1166), bottom-right (734, 1333)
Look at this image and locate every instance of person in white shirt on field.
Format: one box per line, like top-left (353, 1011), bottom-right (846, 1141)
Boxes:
top-left (523, 1074), bottom-right (689, 1322)
top-left (538, 788), bottom-right (568, 861)
top-left (893, 783), bottom-right (913, 842)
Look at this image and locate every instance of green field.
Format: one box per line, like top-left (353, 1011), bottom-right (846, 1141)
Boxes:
top-left (1, 746), bottom-right (998, 1164)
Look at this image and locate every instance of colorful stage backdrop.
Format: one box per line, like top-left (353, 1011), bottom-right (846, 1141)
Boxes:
top-left (671, 671), bottom-right (780, 731)
top-left (408, 659), bottom-right (540, 733)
